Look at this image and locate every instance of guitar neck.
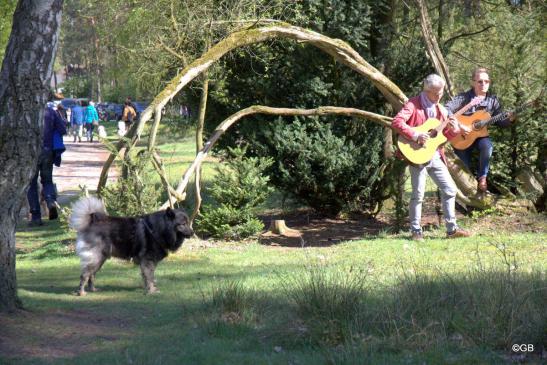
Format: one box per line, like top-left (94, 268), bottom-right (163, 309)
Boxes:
top-left (485, 111), bottom-right (510, 127)
top-left (477, 104), bottom-right (525, 128)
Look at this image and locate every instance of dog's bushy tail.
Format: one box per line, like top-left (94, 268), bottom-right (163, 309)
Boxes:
top-left (70, 196), bottom-right (106, 231)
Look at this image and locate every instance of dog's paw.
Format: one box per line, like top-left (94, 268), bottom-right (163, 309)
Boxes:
top-left (76, 290), bottom-right (87, 296)
top-left (145, 287), bottom-right (160, 295)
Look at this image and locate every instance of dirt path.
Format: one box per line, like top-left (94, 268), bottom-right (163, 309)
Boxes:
top-left (53, 135), bottom-right (118, 205)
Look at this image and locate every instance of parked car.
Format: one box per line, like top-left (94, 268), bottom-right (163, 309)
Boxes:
top-left (105, 103), bottom-right (123, 121)
top-left (59, 98), bottom-right (79, 110)
top-left (133, 101), bottom-right (149, 119)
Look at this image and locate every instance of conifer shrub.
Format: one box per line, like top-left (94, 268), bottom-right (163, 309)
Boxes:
top-left (258, 118), bottom-right (386, 216)
top-left (196, 147), bottom-right (273, 240)
top-left (100, 150), bottom-right (162, 216)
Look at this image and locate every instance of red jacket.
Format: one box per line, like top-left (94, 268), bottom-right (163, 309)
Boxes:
top-left (391, 95), bottom-right (458, 164)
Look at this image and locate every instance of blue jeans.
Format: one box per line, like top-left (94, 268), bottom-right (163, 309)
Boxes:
top-left (27, 149), bottom-right (56, 220)
top-left (454, 137), bottom-right (493, 179)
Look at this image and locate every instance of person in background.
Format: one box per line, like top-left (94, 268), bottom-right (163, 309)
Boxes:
top-left (56, 102), bottom-right (68, 123)
top-left (391, 74), bottom-right (471, 241)
top-left (122, 100), bottom-right (137, 132)
top-left (70, 100), bottom-right (85, 143)
top-left (27, 105), bottom-right (67, 226)
top-left (445, 67), bottom-right (514, 192)
top-left (83, 100), bottom-right (99, 142)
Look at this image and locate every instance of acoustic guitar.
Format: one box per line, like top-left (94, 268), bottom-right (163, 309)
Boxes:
top-left (450, 104), bottom-right (527, 150)
top-left (397, 97), bottom-right (482, 165)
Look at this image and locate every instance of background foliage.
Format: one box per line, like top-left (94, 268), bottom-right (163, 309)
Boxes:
top-left (1, 0), bottom-right (544, 214)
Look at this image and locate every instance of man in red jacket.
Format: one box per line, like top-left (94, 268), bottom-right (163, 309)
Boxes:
top-left (392, 74), bottom-right (471, 241)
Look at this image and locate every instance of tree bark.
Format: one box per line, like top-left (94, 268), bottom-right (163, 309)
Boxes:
top-left (190, 71), bottom-right (209, 223)
top-left (90, 16), bottom-right (101, 102)
top-left (0, 0), bottom-right (63, 312)
top-left (196, 73), bottom-right (208, 154)
top-left (415, 0), bottom-right (454, 97)
top-left (438, 0), bottom-right (444, 40)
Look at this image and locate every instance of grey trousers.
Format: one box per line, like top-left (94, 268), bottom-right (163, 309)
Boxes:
top-left (409, 151), bottom-right (458, 233)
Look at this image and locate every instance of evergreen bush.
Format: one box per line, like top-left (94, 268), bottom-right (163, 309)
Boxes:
top-left (259, 118), bottom-right (386, 216)
top-left (196, 146), bottom-right (273, 240)
top-left (100, 150), bottom-right (162, 216)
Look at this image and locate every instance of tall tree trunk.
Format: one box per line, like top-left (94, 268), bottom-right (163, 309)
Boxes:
top-left (0, 0), bottom-right (63, 312)
top-left (415, 0), bottom-right (454, 97)
top-left (464, 0), bottom-right (473, 17)
top-left (90, 16), bottom-right (101, 102)
top-left (191, 71), bottom-right (209, 224)
top-left (370, 0), bottom-right (395, 73)
top-left (438, 0), bottom-right (444, 40)
top-left (196, 73), bottom-right (208, 153)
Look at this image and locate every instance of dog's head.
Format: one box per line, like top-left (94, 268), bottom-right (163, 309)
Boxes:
top-left (166, 207), bottom-right (193, 240)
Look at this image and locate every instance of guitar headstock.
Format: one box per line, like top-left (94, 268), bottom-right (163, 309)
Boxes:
top-left (454, 95), bottom-right (485, 117)
top-left (469, 96), bottom-right (485, 107)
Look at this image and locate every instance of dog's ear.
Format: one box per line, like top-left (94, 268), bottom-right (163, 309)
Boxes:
top-left (166, 207), bottom-right (176, 219)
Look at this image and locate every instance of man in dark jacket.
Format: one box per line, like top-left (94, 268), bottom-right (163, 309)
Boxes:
top-left (27, 106), bottom-right (67, 226)
top-left (445, 67), bottom-right (514, 192)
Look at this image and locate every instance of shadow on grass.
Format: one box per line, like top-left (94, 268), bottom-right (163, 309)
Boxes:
top-left (19, 284), bottom-right (141, 296)
top-left (16, 238), bottom-right (74, 260)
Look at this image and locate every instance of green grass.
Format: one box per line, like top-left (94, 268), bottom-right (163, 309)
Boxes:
top-left (6, 125), bottom-right (546, 364)
top-left (8, 216), bottom-right (547, 365)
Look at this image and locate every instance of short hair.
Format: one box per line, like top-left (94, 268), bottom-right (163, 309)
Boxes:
top-left (471, 67), bottom-right (489, 80)
top-left (423, 74), bottom-right (445, 91)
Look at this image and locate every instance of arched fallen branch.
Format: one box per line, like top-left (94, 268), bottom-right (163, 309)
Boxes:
top-left (160, 105), bottom-right (392, 209)
top-left (98, 21), bottom-right (504, 212)
top-left (97, 22), bottom-right (407, 193)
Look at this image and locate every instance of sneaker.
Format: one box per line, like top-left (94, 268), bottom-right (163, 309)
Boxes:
top-left (411, 231), bottom-right (424, 241)
top-left (48, 202), bottom-right (58, 220)
top-left (28, 219), bottom-right (43, 227)
top-left (447, 229), bottom-right (471, 238)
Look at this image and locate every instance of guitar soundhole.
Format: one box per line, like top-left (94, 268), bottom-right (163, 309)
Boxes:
top-left (472, 121), bottom-right (482, 130)
top-left (429, 130), bottom-right (438, 138)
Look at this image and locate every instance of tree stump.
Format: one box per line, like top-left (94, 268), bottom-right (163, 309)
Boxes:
top-left (260, 220), bottom-right (304, 247)
top-left (268, 220), bottom-right (302, 236)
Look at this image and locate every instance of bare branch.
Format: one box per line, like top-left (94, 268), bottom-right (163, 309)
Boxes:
top-left (160, 105), bottom-right (392, 209)
top-left (443, 25), bottom-right (495, 48)
top-left (158, 37), bottom-right (187, 65)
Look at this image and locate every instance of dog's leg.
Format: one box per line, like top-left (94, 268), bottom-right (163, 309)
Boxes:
top-left (78, 267), bottom-right (92, 296)
top-left (140, 260), bottom-right (159, 294)
top-left (87, 256), bottom-right (107, 292)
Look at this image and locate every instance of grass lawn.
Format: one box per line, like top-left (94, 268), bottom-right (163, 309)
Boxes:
top-left (4, 123), bottom-right (546, 364)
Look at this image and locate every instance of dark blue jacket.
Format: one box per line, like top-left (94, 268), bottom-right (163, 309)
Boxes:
top-left (445, 89), bottom-right (511, 127)
top-left (43, 107), bottom-right (67, 149)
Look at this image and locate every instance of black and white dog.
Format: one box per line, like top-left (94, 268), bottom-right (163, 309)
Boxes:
top-left (70, 197), bottom-right (193, 295)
